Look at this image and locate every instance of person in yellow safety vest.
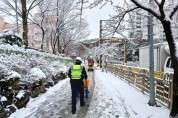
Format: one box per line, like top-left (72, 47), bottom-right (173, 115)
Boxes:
top-left (68, 57), bottom-right (88, 114)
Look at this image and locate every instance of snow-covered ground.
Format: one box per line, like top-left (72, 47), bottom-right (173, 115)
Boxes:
top-left (10, 69), bottom-right (170, 118)
top-left (86, 70), bottom-right (169, 118)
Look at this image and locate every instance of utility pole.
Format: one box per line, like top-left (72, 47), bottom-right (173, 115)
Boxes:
top-left (15, 0), bottom-right (19, 33)
top-left (100, 20), bottom-right (105, 72)
top-left (148, 0), bottom-right (156, 106)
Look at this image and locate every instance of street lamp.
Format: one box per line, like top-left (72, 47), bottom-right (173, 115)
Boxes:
top-left (148, 10), bottom-right (156, 106)
top-left (99, 19), bottom-right (112, 71)
top-left (101, 40), bottom-right (110, 72)
top-left (94, 39), bottom-right (99, 63)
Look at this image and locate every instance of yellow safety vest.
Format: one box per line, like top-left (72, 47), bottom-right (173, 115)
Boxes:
top-left (71, 65), bottom-right (83, 80)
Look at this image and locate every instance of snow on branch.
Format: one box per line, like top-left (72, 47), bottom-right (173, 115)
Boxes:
top-left (88, 0), bottom-right (113, 9)
top-left (111, 6), bottom-right (139, 38)
top-left (159, 0), bottom-right (166, 6)
top-left (169, 1), bottom-right (178, 19)
top-left (130, 0), bottom-right (161, 20)
top-left (154, 0), bottom-right (162, 5)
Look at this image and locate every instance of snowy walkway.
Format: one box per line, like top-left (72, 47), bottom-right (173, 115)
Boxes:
top-left (85, 70), bottom-right (169, 118)
top-left (10, 70), bottom-right (170, 118)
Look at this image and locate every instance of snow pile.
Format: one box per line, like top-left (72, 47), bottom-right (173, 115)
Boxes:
top-left (7, 71), bottom-right (21, 80)
top-left (0, 44), bottom-right (72, 62)
top-left (16, 90), bottom-right (26, 99)
top-left (49, 61), bottom-right (68, 76)
top-left (0, 63), bottom-right (8, 76)
top-left (1, 96), bottom-right (7, 102)
top-left (25, 67), bottom-right (46, 83)
top-left (1, 29), bottom-right (23, 47)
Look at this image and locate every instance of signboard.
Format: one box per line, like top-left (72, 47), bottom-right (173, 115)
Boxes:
top-left (123, 66), bottom-right (128, 70)
top-left (132, 68), bottom-right (140, 73)
top-left (154, 72), bottom-right (163, 79)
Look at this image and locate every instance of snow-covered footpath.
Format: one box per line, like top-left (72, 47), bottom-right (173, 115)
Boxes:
top-left (10, 70), bottom-right (170, 118)
top-left (86, 70), bottom-right (169, 118)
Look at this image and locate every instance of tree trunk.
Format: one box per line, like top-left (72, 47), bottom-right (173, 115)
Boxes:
top-left (162, 20), bottom-right (178, 117)
top-left (21, 0), bottom-right (28, 48)
top-left (56, 0), bottom-right (61, 54)
top-left (171, 67), bottom-right (178, 117)
top-left (57, 34), bottom-right (61, 53)
top-left (50, 33), bottom-right (57, 54)
top-left (41, 28), bottom-right (45, 51)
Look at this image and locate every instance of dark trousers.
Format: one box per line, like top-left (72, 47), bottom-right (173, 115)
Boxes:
top-left (71, 87), bottom-right (85, 112)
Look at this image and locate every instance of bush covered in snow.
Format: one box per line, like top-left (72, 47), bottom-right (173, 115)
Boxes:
top-left (1, 29), bottom-right (23, 47)
top-left (0, 44), bottom-right (72, 117)
top-left (25, 67), bottom-right (46, 83)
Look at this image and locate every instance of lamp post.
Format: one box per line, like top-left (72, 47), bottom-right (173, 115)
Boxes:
top-left (99, 19), bottom-right (122, 71)
top-left (99, 19), bottom-right (111, 71)
top-left (101, 40), bottom-right (110, 72)
top-left (148, 0), bottom-right (156, 106)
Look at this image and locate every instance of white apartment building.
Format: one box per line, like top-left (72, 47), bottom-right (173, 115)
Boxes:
top-left (128, 10), bottom-right (142, 39)
top-left (141, 12), bottom-right (164, 41)
top-left (129, 0), bottom-right (178, 42)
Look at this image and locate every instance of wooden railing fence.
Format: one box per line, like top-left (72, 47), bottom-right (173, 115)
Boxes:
top-left (108, 64), bottom-right (173, 109)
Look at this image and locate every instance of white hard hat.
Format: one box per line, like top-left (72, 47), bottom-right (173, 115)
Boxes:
top-left (76, 57), bottom-right (82, 62)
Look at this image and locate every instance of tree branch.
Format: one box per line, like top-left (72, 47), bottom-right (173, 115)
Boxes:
top-left (156, 0), bottom-right (165, 20)
top-left (169, 4), bottom-right (178, 19)
top-left (4, 0), bottom-right (16, 11)
top-left (131, 0), bottom-right (161, 20)
top-left (111, 7), bottom-right (139, 38)
top-left (27, 0), bottom-right (44, 16)
top-left (160, 0), bottom-right (165, 6)
top-left (154, 0), bottom-right (160, 6)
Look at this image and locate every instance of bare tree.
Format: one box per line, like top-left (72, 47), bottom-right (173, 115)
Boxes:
top-left (41, 0), bottom-right (89, 54)
top-left (0, 0), bottom-right (89, 52)
top-left (28, 0), bottom-right (52, 51)
top-left (0, 0), bottom-right (44, 48)
top-left (64, 18), bottom-right (89, 54)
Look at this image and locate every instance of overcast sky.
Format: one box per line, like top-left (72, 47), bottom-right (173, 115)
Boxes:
top-left (84, 3), bottom-right (114, 39)
top-left (84, 0), bottom-right (124, 39)
top-left (2, 0), bottom-right (124, 39)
